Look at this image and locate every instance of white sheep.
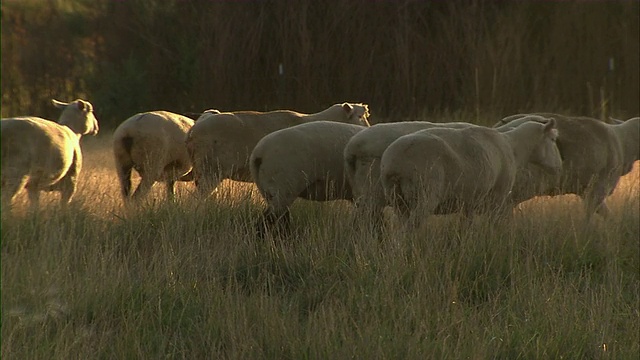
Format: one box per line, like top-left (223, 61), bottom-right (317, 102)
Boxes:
top-left (1, 99), bottom-right (100, 213)
top-left (379, 120), bottom-right (561, 226)
top-left (112, 109), bottom-right (219, 202)
top-left (344, 120), bottom-right (480, 227)
top-left (185, 103), bottom-right (370, 197)
top-left (250, 121), bottom-right (368, 236)
top-left (495, 113), bottom-right (640, 217)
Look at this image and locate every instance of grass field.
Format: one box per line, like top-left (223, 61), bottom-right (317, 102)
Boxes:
top-left (2, 133), bottom-right (639, 359)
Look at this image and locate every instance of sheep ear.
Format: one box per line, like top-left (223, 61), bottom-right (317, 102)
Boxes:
top-left (499, 117), bottom-right (515, 125)
top-left (77, 100), bottom-right (90, 111)
top-left (342, 103), bottom-right (354, 114)
top-left (607, 116), bottom-right (624, 125)
top-left (83, 101), bottom-right (94, 112)
top-left (51, 99), bottom-right (69, 109)
top-left (543, 118), bottom-right (555, 129)
top-left (543, 118), bottom-right (558, 137)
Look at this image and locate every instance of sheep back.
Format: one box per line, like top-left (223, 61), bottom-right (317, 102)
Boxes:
top-left (186, 111), bottom-right (306, 183)
top-left (1, 117), bottom-right (81, 192)
top-left (610, 117), bottom-right (639, 175)
top-left (344, 121), bottom-right (479, 210)
top-left (250, 121), bottom-right (367, 212)
top-left (497, 114), bottom-right (625, 204)
top-left (186, 103), bottom-right (370, 185)
top-left (113, 111), bottom-right (194, 182)
top-left (381, 126), bottom-right (516, 214)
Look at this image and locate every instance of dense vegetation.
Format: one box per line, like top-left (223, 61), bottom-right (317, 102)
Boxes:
top-left (2, 0), bottom-right (639, 127)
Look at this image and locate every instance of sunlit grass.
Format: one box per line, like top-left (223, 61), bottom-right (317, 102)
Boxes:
top-left (2, 135), bottom-right (639, 359)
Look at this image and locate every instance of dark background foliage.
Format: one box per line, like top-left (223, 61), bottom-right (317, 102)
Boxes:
top-left (2, 0), bottom-right (638, 128)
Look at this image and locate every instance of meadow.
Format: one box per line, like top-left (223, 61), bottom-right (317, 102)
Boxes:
top-left (2, 132), bottom-right (639, 359)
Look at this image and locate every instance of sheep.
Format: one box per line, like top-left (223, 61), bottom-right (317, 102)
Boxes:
top-left (495, 113), bottom-right (640, 217)
top-left (1, 99), bottom-right (100, 214)
top-left (185, 103), bottom-right (370, 197)
top-left (379, 120), bottom-right (561, 227)
top-left (112, 109), bottom-right (219, 202)
top-left (250, 121), bottom-right (368, 236)
top-left (344, 120), bottom-right (482, 228)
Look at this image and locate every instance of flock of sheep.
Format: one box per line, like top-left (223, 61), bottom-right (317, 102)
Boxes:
top-left (1, 99), bottom-right (638, 236)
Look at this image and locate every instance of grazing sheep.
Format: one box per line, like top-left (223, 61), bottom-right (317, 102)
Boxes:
top-left (1, 99), bottom-right (100, 213)
top-left (380, 120), bottom-right (561, 226)
top-left (112, 109), bottom-right (220, 202)
top-left (185, 103), bottom-right (370, 197)
top-left (250, 121), bottom-right (368, 236)
top-left (495, 113), bottom-right (640, 217)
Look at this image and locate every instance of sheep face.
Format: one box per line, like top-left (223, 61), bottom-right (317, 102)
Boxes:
top-left (52, 99), bottom-right (99, 136)
top-left (613, 117), bottom-right (640, 172)
top-left (342, 103), bottom-right (371, 127)
top-left (625, 117), bottom-right (640, 160)
top-left (524, 119), bottom-right (562, 175)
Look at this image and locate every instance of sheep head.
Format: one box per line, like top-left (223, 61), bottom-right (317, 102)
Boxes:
top-left (51, 99), bottom-right (99, 136)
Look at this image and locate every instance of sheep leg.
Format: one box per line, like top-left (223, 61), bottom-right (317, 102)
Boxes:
top-left (191, 158), bottom-right (223, 197)
top-left (353, 191), bottom-right (381, 221)
top-left (1, 176), bottom-right (28, 214)
top-left (353, 204), bottom-right (386, 235)
top-left (580, 181), bottom-right (612, 220)
top-left (479, 203), bottom-right (513, 230)
top-left (178, 170), bottom-right (194, 182)
top-left (256, 208), bottom-right (292, 238)
top-left (484, 191), bottom-right (513, 222)
top-left (594, 201), bottom-right (611, 217)
top-left (165, 180), bottom-right (176, 201)
top-left (370, 206), bottom-right (387, 234)
top-left (117, 163), bottom-right (134, 199)
top-left (276, 209), bottom-right (292, 236)
top-left (397, 198), bottom-right (424, 231)
top-left (255, 211), bottom-right (271, 239)
top-left (58, 177), bottom-right (77, 206)
top-left (132, 176), bottom-right (155, 200)
top-left (583, 191), bottom-right (610, 220)
top-left (195, 174), bottom-right (222, 198)
top-left (26, 187), bottom-right (41, 212)
top-left (384, 179), bottom-right (412, 223)
top-left (396, 182), bottom-right (443, 230)
top-left (256, 188), bottom-right (297, 238)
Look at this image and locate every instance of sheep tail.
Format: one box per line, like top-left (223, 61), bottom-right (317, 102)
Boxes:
top-left (345, 154), bottom-right (357, 180)
top-left (121, 136), bottom-right (133, 156)
top-left (116, 136), bottom-right (135, 198)
top-left (185, 129), bottom-right (195, 159)
top-left (252, 157), bottom-right (263, 184)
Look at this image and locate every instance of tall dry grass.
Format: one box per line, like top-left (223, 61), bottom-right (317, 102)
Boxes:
top-left (2, 131), bottom-right (639, 359)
